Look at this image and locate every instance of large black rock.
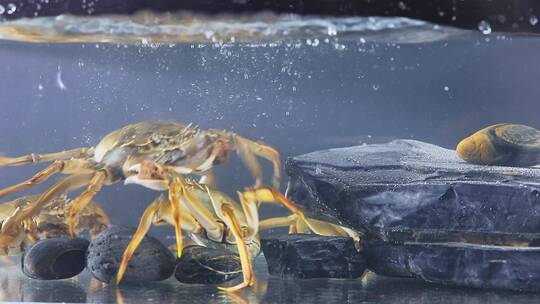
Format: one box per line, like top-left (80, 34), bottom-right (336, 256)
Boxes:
top-left (286, 140), bottom-right (540, 290)
top-left (365, 240), bottom-right (540, 291)
top-left (261, 234), bottom-right (366, 279)
top-left (286, 139), bottom-right (540, 244)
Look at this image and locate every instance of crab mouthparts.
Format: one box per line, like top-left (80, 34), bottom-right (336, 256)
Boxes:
top-left (124, 162), bottom-right (169, 191)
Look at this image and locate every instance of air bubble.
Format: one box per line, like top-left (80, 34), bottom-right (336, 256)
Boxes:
top-left (0, 5), bottom-right (5, 14)
top-left (478, 20), bottom-right (492, 35)
top-left (327, 26), bottom-right (337, 36)
top-left (6, 3), bottom-right (16, 14)
top-left (530, 15), bottom-right (538, 26)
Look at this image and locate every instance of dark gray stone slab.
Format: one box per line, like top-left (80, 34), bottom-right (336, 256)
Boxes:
top-left (286, 139), bottom-right (540, 243)
top-left (174, 245), bottom-right (241, 284)
top-left (21, 237), bottom-right (89, 280)
top-left (86, 226), bottom-right (175, 283)
top-left (261, 234), bottom-right (366, 279)
top-left (365, 240), bottom-right (540, 291)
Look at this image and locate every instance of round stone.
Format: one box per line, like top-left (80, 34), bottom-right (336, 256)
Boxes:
top-left (86, 226), bottom-right (175, 283)
top-left (21, 237), bottom-right (89, 280)
top-left (174, 245), bottom-right (241, 284)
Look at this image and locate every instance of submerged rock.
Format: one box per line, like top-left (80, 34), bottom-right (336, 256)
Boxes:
top-left (174, 245), bottom-right (241, 284)
top-left (261, 234), bottom-right (366, 279)
top-left (86, 226), bottom-right (175, 283)
top-left (286, 140), bottom-right (540, 290)
top-left (286, 139), bottom-right (540, 243)
top-left (21, 237), bottom-right (89, 280)
top-left (365, 240), bottom-right (540, 291)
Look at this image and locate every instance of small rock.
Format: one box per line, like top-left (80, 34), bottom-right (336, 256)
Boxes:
top-left (86, 226), bottom-right (175, 283)
top-left (261, 234), bottom-right (366, 279)
top-left (21, 237), bottom-right (89, 280)
top-left (174, 245), bottom-right (241, 284)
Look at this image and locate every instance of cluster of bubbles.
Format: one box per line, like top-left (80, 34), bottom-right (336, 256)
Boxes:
top-left (0, 3), bottom-right (17, 15)
top-left (0, 12), bottom-right (448, 44)
top-left (478, 14), bottom-right (539, 35)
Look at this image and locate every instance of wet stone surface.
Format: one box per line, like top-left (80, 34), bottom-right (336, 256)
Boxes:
top-left (286, 140), bottom-right (540, 291)
top-left (86, 226), bottom-right (175, 283)
top-left (174, 245), bottom-right (241, 284)
top-left (286, 139), bottom-right (540, 242)
top-left (261, 234), bottom-right (366, 279)
top-left (365, 240), bottom-right (540, 291)
top-left (21, 237), bottom-right (89, 280)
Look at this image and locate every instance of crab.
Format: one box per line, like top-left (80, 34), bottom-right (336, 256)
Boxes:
top-left (0, 195), bottom-right (110, 256)
top-left (115, 170), bottom-right (360, 292)
top-left (0, 121), bottom-right (280, 266)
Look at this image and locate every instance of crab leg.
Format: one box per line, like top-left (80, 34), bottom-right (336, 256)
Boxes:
top-left (168, 175), bottom-right (184, 258)
top-left (303, 218), bottom-right (356, 237)
top-left (0, 159), bottom-right (96, 199)
top-left (175, 176), bottom-right (223, 242)
top-left (293, 217), bottom-right (311, 234)
top-left (0, 174), bottom-right (93, 243)
top-left (124, 162), bottom-right (191, 257)
top-left (235, 139), bottom-right (263, 188)
top-left (242, 187), bottom-right (306, 221)
top-left (259, 214), bottom-right (310, 234)
top-left (218, 204), bottom-right (255, 292)
top-left (115, 197), bottom-right (157, 284)
top-left (125, 162), bottom-right (224, 253)
top-left (198, 170), bottom-right (216, 187)
top-left (203, 187), bottom-right (257, 292)
top-left (81, 201), bottom-right (112, 237)
top-left (258, 214), bottom-right (298, 231)
top-left (233, 135), bottom-right (281, 189)
top-left (116, 195), bottom-right (200, 284)
top-left (259, 214), bottom-right (314, 234)
top-left (0, 162), bottom-right (63, 198)
top-left (242, 187), bottom-right (361, 241)
top-left (235, 190), bottom-right (260, 239)
top-left (67, 171), bottom-right (107, 237)
top-left (0, 147), bottom-right (93, 167)
top-left (259, 214), bottom-right (360, 248)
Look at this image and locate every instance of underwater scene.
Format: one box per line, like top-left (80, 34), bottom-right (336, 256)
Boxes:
top-left (1, 10), bottom-right (540, 303)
